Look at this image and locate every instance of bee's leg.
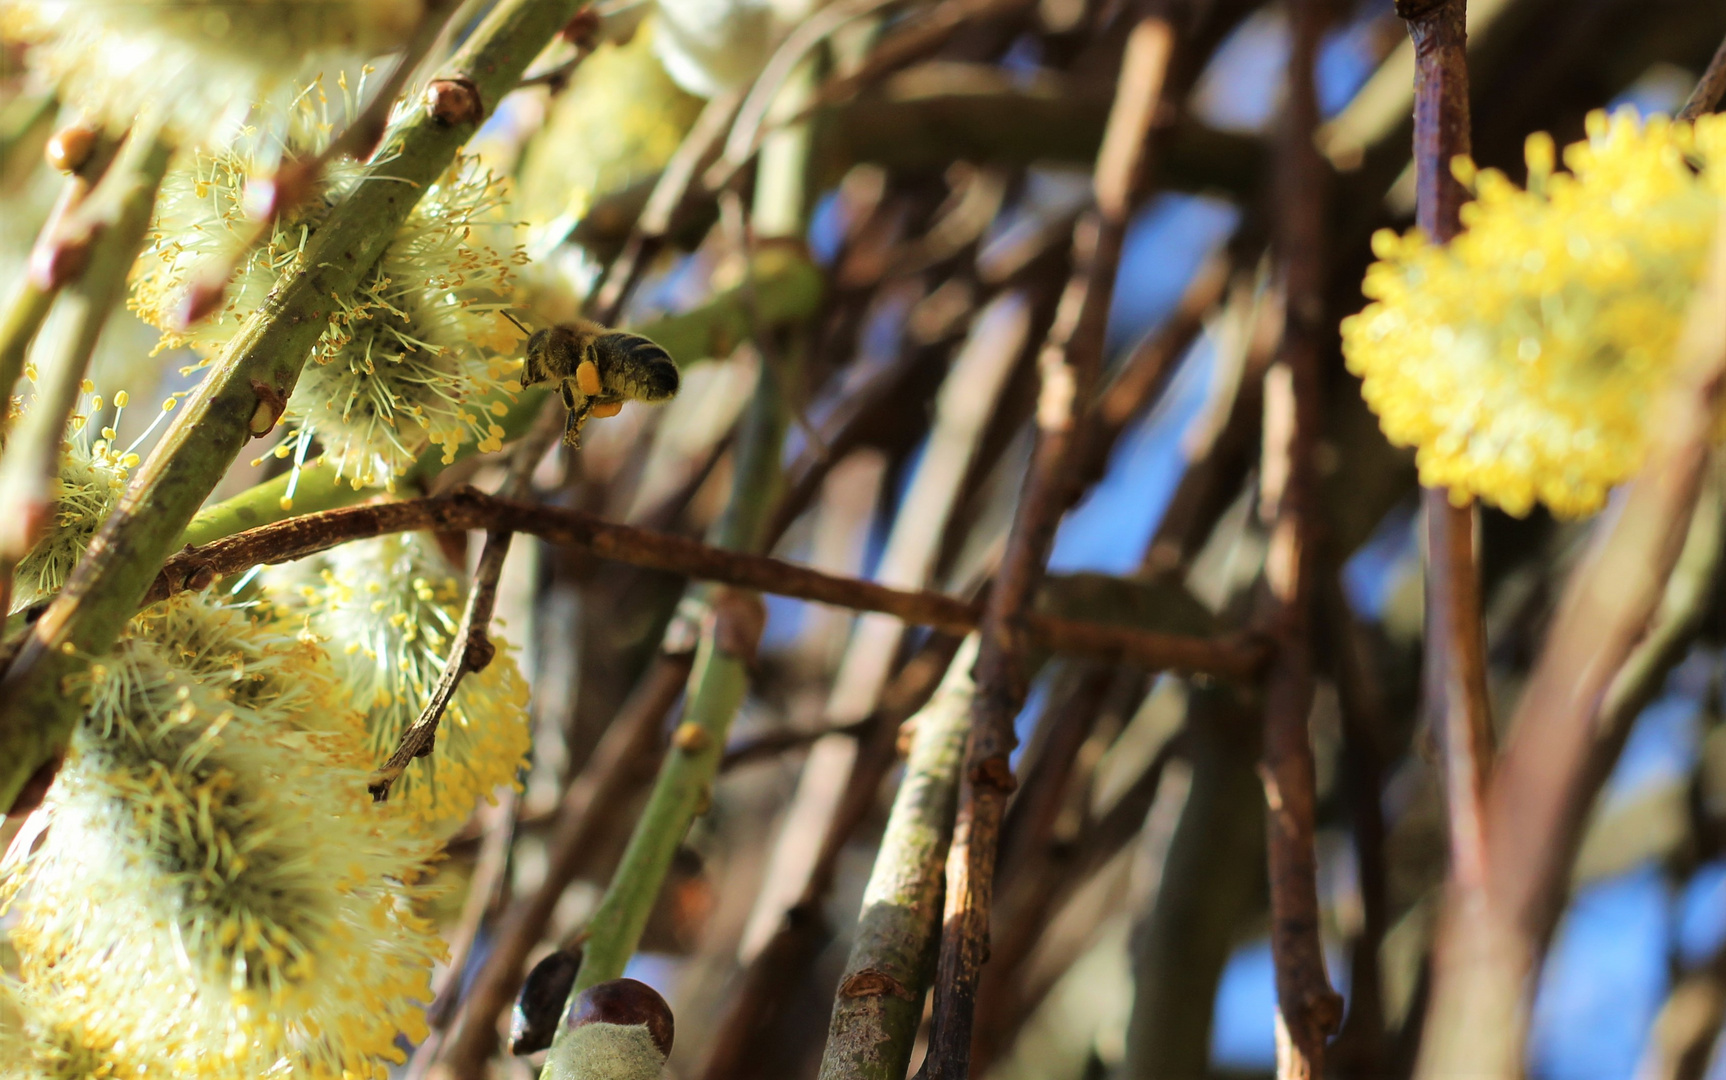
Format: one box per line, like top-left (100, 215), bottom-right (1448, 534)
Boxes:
top-left (590, 401), bottom-right (623, 418)
top-left (559, 379), bottom-right (591, 448)
top-left (575, 358), bottom-right (602, 397)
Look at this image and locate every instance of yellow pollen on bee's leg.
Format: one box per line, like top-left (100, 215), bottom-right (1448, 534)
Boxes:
top-left (590, 401), bottom-right (622, 418)
top-left (575, 360), bottom-right (602, 397)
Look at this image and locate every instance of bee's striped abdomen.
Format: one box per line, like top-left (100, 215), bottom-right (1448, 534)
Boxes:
top-left (597, 333), bottom-right (680, 402)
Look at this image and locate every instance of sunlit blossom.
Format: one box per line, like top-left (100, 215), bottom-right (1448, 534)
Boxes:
top-left (1341, 108), bottom-right (1726, 517)
top-left (267, 533), bottom-right (532, 834)
top-left (4, 595), bottom-right (442, 1079)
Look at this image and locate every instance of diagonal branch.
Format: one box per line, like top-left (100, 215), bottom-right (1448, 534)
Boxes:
top-left (920, 16), bottom-right (1177, 1078)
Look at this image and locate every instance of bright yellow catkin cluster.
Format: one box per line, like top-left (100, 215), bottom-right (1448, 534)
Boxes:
top-left (132, 136), bottom-right (527, 491)
top-left (267, 533), bottom-right (533, 835)
top-left (1341, 108), bottom-right (1726, 518)
top-left (2, 595), bottom-right (443, 1079)
top-left (0, 0), bottom-right (421, 145)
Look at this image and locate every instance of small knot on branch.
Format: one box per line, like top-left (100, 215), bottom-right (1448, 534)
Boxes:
top-left (426, 77), bottom-right (484, 127)
top-left (969, 754), bottom-right (1018, 794)
top-left (838, 969), bottom-right (915, 1000)
top-left (1393, 0), bottom-right (1453, 20)
top-left (248, 379), bottom-right (287, 438)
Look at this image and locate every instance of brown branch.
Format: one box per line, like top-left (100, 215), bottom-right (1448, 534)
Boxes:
top-left (1401, 0), bottom-right (1496, 903)
top-left (1257, 2), bottom-right (1343, 1074)
top-left (367, 528), bottom-right (510, 800)
top-left (150, 488), bottom-right (1263, 677)
top-left (1678, 30), bottom-right (1726, 122)
top-left (920, 17), bottom-right (1177, 1079)
top-left (1415, 218), bottom-right (1726, 1080)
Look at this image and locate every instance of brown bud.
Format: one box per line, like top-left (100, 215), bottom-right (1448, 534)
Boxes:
top-left (28, 227), bottom-right (94, 289)
top-left (248, 379), bottom-right (287, 440)
top-left (241, 157), bottom-right (319, 224)
top-left (176, 276), bottom-right (228, 329)
top-left (45, 124), bottom-right (97, 174)
top-left (566, 978), bottom-right (674, 1059)
top-left (559, 7), bottom-right (602, 50)
top-left (7, 751), bottom-right (64, 818)
top-left (511, 948), bottom-right (582, 1055)
top-left (425, 77), bottom-right (483, 127)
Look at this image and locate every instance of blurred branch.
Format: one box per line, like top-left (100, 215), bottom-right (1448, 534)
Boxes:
top-left (0, 124), bottom-right (120, 414)
top-left (1257, 1), bottom-right (1344, 1073)
top-left (1678, 30), bottom-right (1726, 121)
top-left (1402, 0), bottom-right (1496, 912)
top-left (922, 18), bottom-right (1176, 1078)
top-left (817, 637), bottom-right (980, 1080)
top-left (1635, 943), bottom-right (1726, 1080)
top-left (1125, 689), bottom-right (1264, 1077)
top-left (1416, 217), bottom-right (1726, 1080)
top-left (700, 634), bottom-right (963, 1080)
top-left (0, 0), bottom-right (579, 814)
top-left (826, 81), bottom-right (1259, 199)
top-left (437, 650), bottom-right (693, 1076)
top-left (0, 132), bottom-right (170, 623)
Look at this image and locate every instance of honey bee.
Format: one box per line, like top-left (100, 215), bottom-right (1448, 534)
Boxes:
top-left (522, 321), bottom-right (681, 448)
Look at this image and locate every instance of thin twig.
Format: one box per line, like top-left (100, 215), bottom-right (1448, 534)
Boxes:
top-left (921, 17), bottom-right (1177, 1078)
top-left (149, 488), bottom-right (1264, 677)
top-left (1399, 0), bottom-right (1496, 900)
top-left (1678, 30), bottom-right (1726, 122)
top-left (591, 89), bottom-right (744, 322)
top-left (403, 786), bottom-right (520, 1079)
top-left (1258, 1), bottom-right (1343, 1075)
top-left (367, 528), bottom-right (511, 799)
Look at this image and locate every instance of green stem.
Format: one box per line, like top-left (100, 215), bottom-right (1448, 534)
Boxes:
top-left (564, 348), bottom-right (791, 1001)
top-left (176, 249), bottom-right (822, 548)
top-left (0, 279), bottom-right (54, 412)
top-left (0, 132), bottom-right (172, 561)
top-left (0, 0), bottom-right (582, 812)
top-left (817, 637), bottom-right (980, 1080)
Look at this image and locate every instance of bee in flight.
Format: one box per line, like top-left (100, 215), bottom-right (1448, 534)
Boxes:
top-left (521, 320), bottom-right (681, 448)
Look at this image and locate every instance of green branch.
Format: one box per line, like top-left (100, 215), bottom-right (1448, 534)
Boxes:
top-left (0, 0), bottom-right (583, 811)
top-left (817, 637), bottom-right (979, 1080)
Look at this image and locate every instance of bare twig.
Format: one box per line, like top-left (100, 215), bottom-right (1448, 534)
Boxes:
top-left (367, 528), bottom-right (512, 800)
top-left (1257, 4), bottom-right (1344, 1075)
top-left (404, 787), bottom-right (520, 1079)
top-left (921, 18), bottom-right (1177, 1078)
top-left (1399, 0), bottom-right (1496, 900)
top-left (150, 488), bottom-right (1264, 677)
top-left (1678, 30), bottom-right (1726, 122)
